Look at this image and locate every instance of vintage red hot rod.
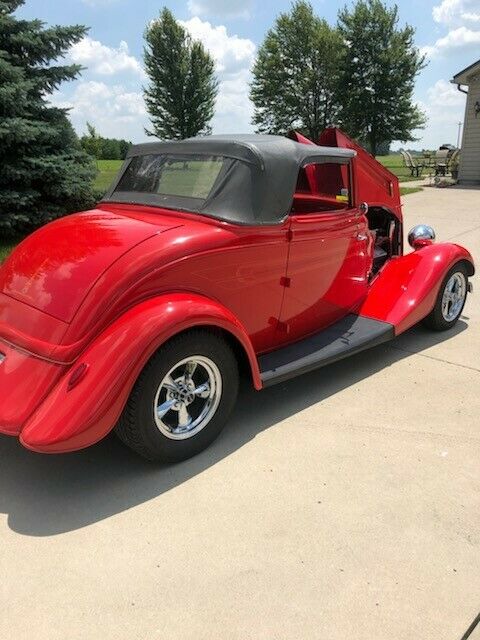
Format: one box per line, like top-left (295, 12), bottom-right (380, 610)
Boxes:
top-left (0, 128), bottom-right (474, 461)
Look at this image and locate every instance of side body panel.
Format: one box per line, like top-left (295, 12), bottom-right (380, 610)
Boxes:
top-left (61, 205), bottom-right (290, 357)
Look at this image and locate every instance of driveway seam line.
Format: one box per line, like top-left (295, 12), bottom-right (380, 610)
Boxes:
top-left (446, 223), bottom-right (480, 241)
top-left (388, 345), bottom-right (480, 373)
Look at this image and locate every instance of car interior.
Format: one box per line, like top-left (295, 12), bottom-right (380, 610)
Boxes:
top-left (291, 162), bottom-right (351, 214)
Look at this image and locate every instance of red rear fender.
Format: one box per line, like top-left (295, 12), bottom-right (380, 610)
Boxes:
top-left (20, 293), bottom-right (261, 453)
top-left (359, 243), bottom-right (474, 334)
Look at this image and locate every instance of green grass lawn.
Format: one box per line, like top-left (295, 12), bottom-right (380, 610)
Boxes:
top-left (94, 159), bottom-right (123, 193)
top-left (376, 154), bottom-right (427, 183)
top-left (400, 186), bottom-right (423, 196)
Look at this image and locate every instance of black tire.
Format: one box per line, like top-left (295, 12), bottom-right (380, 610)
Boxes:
top-left (422, 263), bottom-right (469, 331)
top-left (115, 330), bottom-right (239, 462)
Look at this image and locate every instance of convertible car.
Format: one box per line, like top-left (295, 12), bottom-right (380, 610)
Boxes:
top-left (0, 129), bottom-right (474, 461)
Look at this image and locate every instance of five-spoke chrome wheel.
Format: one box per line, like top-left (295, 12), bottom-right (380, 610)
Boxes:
top-left (154, 356), bottom-right (222, 440)
top-left (116, 330), bottom-right (238, 462)
top-left (423, 263), bottom-right (470, 331)
top-left (441, 272), bottom-right (466, 322)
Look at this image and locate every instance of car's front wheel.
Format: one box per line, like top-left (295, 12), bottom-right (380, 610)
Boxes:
top-left (116, 330), bottom-right (239, 462)
top-left (422, 263), bottom-right (469, 331)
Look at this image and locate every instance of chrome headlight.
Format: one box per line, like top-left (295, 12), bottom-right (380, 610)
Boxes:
top-left (408, 224), bottom-right (436, 250)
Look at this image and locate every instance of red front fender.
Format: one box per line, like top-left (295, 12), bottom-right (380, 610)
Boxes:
top-left (359, 243), bottom-right (474, 334)
top-left (20, 294), bottom-right (261, 453)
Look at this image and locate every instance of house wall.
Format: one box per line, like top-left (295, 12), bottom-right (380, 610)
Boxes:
top-left (459, 72), bottom-right (480, 184)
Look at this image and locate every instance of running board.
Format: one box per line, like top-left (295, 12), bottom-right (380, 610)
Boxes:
top-left (259, 314), bottom-right (394, 387)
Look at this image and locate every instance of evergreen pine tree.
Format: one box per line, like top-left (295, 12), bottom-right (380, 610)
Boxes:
top-left (0, 0), bottom-right (96, 237)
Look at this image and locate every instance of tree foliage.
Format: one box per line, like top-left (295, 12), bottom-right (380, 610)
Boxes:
top-left (144, 8), bottom-right (218, 140)
top-left (337, 0), bottom-right (426, 156)
top-left (0, 0), bottom-right (96, 237)
top-left (250, 1), bottom-right (343, 140)
top-left (80, 122), bottom-right (132, 160)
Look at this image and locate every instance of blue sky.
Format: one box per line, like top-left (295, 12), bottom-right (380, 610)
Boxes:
top-left (18, 0), bottom-right (480, 149)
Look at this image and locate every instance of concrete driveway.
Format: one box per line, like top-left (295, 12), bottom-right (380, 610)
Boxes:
top-left (1, 186), bottom-right (479, 640)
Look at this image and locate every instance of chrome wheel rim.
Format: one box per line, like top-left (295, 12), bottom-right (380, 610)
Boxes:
top-left (154, 356), bottom-right (222, 440)
top-left (441, 272), bottom-right (466, 322)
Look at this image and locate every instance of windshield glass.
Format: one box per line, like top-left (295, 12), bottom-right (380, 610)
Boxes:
top-left (114, 154), bottom-right (225, 202)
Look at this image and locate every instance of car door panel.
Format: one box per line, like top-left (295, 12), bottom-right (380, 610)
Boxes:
top-left (278, 209), bottom-right (372, 344)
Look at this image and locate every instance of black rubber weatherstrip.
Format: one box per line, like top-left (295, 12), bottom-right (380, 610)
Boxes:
top-left (259, 314), bottom-right (395, 387)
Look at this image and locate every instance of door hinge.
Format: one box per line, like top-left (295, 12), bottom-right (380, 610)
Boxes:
top-left (280, 276), bottom-right (291, 288)
top-left (268, 317), bottom-right (289, 333)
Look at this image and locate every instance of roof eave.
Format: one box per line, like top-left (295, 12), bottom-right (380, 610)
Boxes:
top-left (452, 59), bottom-right (480, 86)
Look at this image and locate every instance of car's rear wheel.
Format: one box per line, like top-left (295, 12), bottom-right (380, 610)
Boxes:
top-left (115, 330), bottom-right (239, 462)
top-left (422, 263), bottom-right (469, 331)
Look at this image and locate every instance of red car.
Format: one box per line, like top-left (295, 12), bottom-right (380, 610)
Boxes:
top-left (0, 129), bottom-right (474, 461)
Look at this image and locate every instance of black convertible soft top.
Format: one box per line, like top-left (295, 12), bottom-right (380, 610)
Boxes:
top-left (103, 134), bottom-right (356, 225)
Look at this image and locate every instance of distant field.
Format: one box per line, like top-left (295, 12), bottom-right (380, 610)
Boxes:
top-left (377, 154), bottom-right (427, 183)
top-left (95, 159), bottom-right (123, 193)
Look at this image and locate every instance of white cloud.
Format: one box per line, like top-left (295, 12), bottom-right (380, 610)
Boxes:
top-left (180, 17), bottom-right (256, 132)
top-left (433, 0), bottom-right (480, 26)
top-left (427, 78), bottom-right (466, 110)
top-left (405, 80), bottom-right (466, 150)
top-left (52, 81), bottom-right (147, 140)
top-left (180, 17), bottom-right (255, 75)
top-left (187, 0), bottom-right (253, 20)
top-left (421, 25), bottom-right (480, 58)
top-left (423, 0), bottom-right (480, 58)
top-left (57, 20), bottom-right (256, 140)
top-left (69, 37), bottom-right (143, 76)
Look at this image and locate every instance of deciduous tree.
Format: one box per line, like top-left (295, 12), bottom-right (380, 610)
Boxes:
top-left (144, 8), bottom-right (218, 140)
top-left (250, 1), bottom-right (343, 140)
top-left (337, 0), bottom-right (426, 156)
top-left (80, 124), bottom-right (131, 160)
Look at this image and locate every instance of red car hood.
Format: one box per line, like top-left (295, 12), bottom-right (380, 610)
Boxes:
top-left (0, 209), bottom-right (180, 323)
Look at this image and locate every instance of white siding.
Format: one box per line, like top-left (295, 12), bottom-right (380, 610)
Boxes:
top-left (459, 73), bottom-right (480, 184)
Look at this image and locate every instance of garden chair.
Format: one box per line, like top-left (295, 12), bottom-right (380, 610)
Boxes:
top-left (434, 149), bottom-right (450, 176)
top-left (446, 148), bottom-right (459, 174)
top-left (400, 150), bottom-right (423, 177)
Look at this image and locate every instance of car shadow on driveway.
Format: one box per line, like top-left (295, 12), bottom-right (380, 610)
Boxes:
top-left (0, 320), bottom-right (468, 537)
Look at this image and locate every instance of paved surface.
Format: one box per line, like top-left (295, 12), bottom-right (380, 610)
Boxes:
top-left (1, 186), bottom-right (479, 640)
